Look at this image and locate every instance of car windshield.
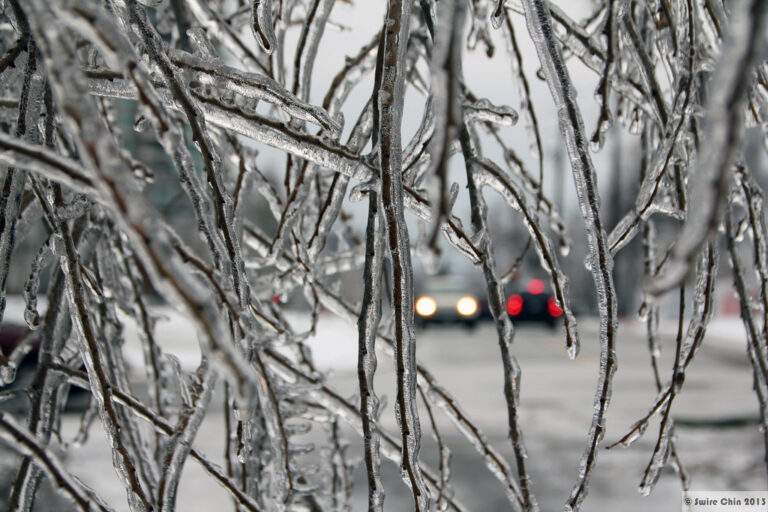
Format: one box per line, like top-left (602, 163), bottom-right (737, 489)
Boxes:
top-left (424, 278), bottom-right (468, 294)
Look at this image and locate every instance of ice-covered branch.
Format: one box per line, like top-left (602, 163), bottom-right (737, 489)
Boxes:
top-left (520, 1), bottom-right (619, 509)
top-left (374, 0), bottom-right (429, 507)
top-left (649, 0), bottom-right (768, 295)
top-left (0, 0), bottom-right (763, 509)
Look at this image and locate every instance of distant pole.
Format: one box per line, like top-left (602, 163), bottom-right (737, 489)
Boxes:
top-left (553, 126), bottom-right (565, 215)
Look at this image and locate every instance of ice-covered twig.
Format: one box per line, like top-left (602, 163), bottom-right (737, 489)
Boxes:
top-left (635, 220), bottom-right (689, 491)
top-left (590, 0), bottom-right (621, 151)
top-left (609, 244), bottom-right (717, 449)
top-left (426, 0), bottom-right (464, 257)
top-left (114, 0), bottom-right (252, 309)
top-left (51, 186), bottom-right (153, 511)
top-left (460, 122), bottom-right (538, 511)
top-left (0, 27), bottom-right (38, 329)
top-left (621, 14), bottom-right (670, 129)
top-left (502, 10), bottom-right (544, 205)
top-left (6, 82), bottom-right (89, 512)
top-left (520, 1), bottom-right (619, 509)
top-left (261, 348), bottom-right (469, 511)
top-left (0, 133), bottom-right (98, 196)
top-left (53, 364), bottom-right (265, 512)
top-left (251, 0), bottom-right (277, 54)
top-left (243, 225), bottom-right (526, 508)
top-left (157, 362), bottom-right (217, 512)
top-left (24, 0), bottom-right (258, 404)
top-left (649, 0), bottom-right (768, 296)
top-left (726, 204), bottom-right (768, 482)
top-left (418, 386), bottom-right (452, 510)
top-left (185, 0), bottom-right (269, 73)
top-left (473, 156), bottom-right (579, 354)
top-left (292, 0), bottom-right (335, 102)
top-left (357, 190), bottom-right (385, 511)
top-left (607, 1), bottom-right (697, 255)
top-left (0, 411), bottom-right (113, 512)
top-left (637, 286), bottom-right (685, 495)
top-left (169, 49), bottom-right (339, 132)
top-left (374, 0), bottom-right (429, 507)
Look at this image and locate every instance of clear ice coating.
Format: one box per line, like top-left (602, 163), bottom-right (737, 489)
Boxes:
top-left (520, 0), bottom-right (620, 509)
top-left (251, 0), bottom-right (277, 55)
top-left (0, 0), bottom-right (764, 511)
top-left (0, 361), bottom-right (16, 385)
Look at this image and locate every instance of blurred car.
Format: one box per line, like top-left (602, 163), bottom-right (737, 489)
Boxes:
top-left (503, 278), bottom-right (563, 328)
top-left (414, 276), bottom-right (482, 328)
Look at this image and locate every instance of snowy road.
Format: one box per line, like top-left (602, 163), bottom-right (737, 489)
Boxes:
top-left (0, 312), bottom-right (762, 511)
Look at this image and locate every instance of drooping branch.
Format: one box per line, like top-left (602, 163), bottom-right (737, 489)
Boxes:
top-left (374, 0), bottom-right (429, 508)
top-left (520, 2), bottom-right (619, 509)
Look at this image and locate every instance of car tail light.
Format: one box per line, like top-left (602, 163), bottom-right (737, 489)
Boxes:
top-left (548, 296), bottom-right (563, 317)
top-left (527, 279), bottom-right (545, 295)
top-left (415, 296), bottom-right (437, 317)
top-left (506, 294), bottom-right (523, 316)
top-left (456, 296), bottom-right (478, 316)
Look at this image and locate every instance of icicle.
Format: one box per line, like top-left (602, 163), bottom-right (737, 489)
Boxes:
top-left (158, 362), bottom-right (217, 512)
top-left (23, 236), bottom-right (52, 329)
top-left (357, 190), bottom-right (385, 511)
top-left (490, 0), bottom-right (504, 30)
top-left (463, 98), bottom-right (518, 126)
top-left (169, 49), bottom-right (339, 134)
top-left (251, 0), bottom-right (277, 54)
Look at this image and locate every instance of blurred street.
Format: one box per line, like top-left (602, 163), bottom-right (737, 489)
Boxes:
top-left (0, 309), bottom-right (763, 511)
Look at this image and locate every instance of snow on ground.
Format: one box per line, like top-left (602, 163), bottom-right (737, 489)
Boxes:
top-left (1, 296), bottom-right (763, 511)
top-left (2, 295), bottom-right (752, 376)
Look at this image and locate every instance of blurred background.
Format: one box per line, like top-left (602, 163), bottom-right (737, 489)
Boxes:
top-left (1, 1), bottom-right (766, 510)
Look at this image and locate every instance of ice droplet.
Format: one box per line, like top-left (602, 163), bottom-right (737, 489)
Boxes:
top-left (236, 444), bottom-right (247, 464)
top-left (490, 0), bottom-right (504, 30)
top-left (133, 114), bottom-right (148, 133)
top-left (637, 301), bottom-right (650, 321)
top-left (50, 235), bottom-right (66, 257)
top-left (24, 307), bottom-right (40, 330)
top-left (567, 342), bottom-right (579, 360)
top-left (0, 362), bottom-right (17, 385)
top-left (251, 0), bottom-right (276, 54)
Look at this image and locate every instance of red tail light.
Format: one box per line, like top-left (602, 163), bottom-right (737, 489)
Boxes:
top-left (527, 279), bottom-right (545, 295)
top-left (507, 294), bottom-right (523, 316)
top-left (548, 296), bottom-right (563, 317)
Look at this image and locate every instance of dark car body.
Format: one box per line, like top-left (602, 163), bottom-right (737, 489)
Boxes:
top-left (502, 279), bottom-right (563, 327)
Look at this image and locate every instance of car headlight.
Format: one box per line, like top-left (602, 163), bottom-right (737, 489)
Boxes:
top-left (415, 296), bottom-right (437, 317)
top-left (456, 296), bottom-right (478, 316)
